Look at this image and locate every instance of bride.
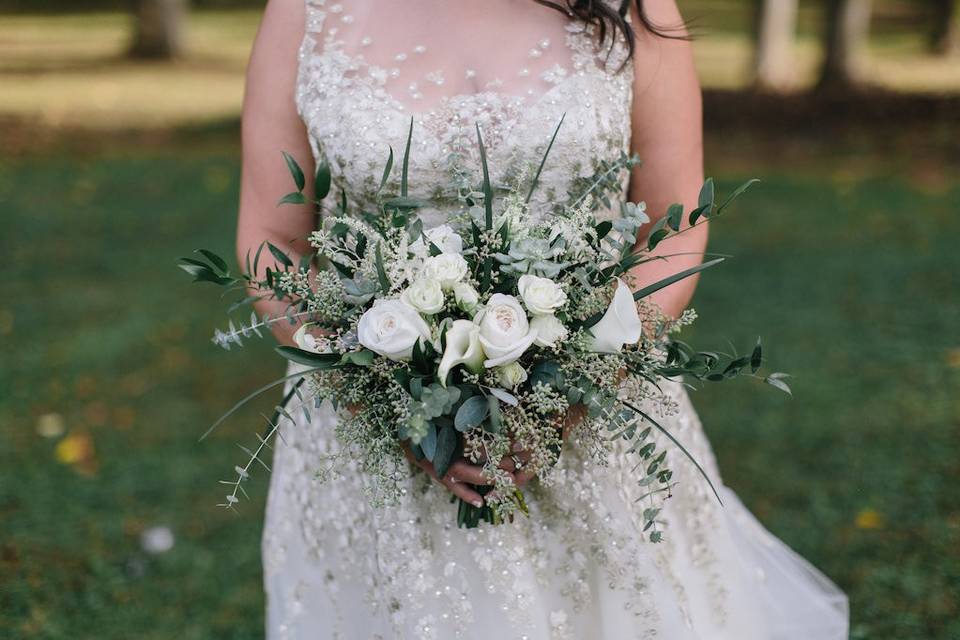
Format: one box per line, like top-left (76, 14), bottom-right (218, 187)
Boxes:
top-left (236, 1), bottom-right (849, 638)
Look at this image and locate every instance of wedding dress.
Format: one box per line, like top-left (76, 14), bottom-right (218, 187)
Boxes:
top-left (261, 1), bottom-right (849, 638)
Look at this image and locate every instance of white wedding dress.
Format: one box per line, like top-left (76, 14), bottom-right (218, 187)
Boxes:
top-left (262, 1), bottom-right (849, 638)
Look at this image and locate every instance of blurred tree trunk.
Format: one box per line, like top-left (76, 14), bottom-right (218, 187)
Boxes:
top-left (129, 0), bottom-right (187, 59)
top-left (930, 0), bottom-right (959, 56)
top-left (753, 0), bottom-right (799, 91)
top-left (817, 0), bottom-right (872, 91)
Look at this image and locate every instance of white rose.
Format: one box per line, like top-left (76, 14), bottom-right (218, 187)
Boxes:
top-left (495, 361), bottom-right (528, 389)
top-left (476, 294), bottom-right (539, 368)
top-left (588, 278), bottom-right (643, 353)
top-left (452, 282), bottom-right (480, 314)
top-left (411, 224), bottom-right (464, 256)
top-left (292, 324), bottom-right (331, 353)
top-left (517, 274), bottom-right (568, 316)
top-left (357, 299), bottom-right (433, 361)
top-left (437, 319), bottom-right (485, 386)
top-left (400, 278), bottom-right (445, 315)
top-left (529, 314), bottom-right (568, 348)
top-left (422, 253), bottom-right (469, 291)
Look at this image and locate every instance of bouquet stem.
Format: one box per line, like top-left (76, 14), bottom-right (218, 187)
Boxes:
top-left (454, 486), bottom-right (529, 528)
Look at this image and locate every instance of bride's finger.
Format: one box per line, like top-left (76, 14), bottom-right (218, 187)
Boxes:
top-left (515, 468), bottom-right (537, 487)
top-left (440, 475), bottom-right (484, 508)
top-left (409, 454), bottom-right (486, 507)
top-left (498, 451), bottom-right (531, 473)
top-left (448, 459), bottom-right (506, 486)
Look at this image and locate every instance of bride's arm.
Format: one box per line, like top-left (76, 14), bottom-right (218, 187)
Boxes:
top-left (236, 0), bottom-right (317, 346)
top-left (627, 0), bottom-right (707, 319)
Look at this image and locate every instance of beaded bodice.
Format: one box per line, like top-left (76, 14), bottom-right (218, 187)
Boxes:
top-left (295, 0), bottom-right (634, 224)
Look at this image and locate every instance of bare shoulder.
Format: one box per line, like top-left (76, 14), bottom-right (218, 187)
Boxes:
top-left (248, 0), bottom-right (307, 73)
top-left (629, 0), bottom-right (699, 98)
top-left (244, 0), bottom-right (308, 119)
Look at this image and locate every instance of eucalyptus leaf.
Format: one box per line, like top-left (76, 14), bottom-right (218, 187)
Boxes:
top-left (454, 395), bottom-right (489, 432)
top-left (489, 388), bottom-right (519, 407)
top-left (420, 424), bottom-right (438, 461)
top-left (433, 426), bottom-right (458, 478)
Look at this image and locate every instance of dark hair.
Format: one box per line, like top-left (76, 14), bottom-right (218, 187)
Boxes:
top-left (533, 0), bottom-right (688, 60)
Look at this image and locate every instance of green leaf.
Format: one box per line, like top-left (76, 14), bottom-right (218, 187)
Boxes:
top-left (750, 338), bottom-right (763, 373)
top-left (454, 395), bottom-right (489, 432)
top-left (281, 151), bottom-right (305, 191)
top-left (374, 242), bottom-right (391, 293)
top-left (624, 400), bottom-right (723, 506)
top-left (340, 350), bottom-right (376, 366)
top-left (382, 196), bottom-right (425, 210)
top-left (525, 113), bottom-right (565, 203)
top-left (420, 424), bottom-right (438, 461)
top-left (486, 395), bottom-right (503, 433)
top-left (596, 220), bottom-right (613, 240)
top-left (401, 118), bottom-right (413, 197)
top-left (476, 124), bottom-right (493, 230)
top-left (378, 146), bottom-right (394, 193)
top-left (275, 346), bottom-right (340, 368)
top-left (267, 242), bottom-right (294, 268)
top-left (433, 426), bottom-right (458, 478)
top-left (489, 388), bottom-right (519, 407)
top-left (278, 191), bottom-right (307, 206)
top-left (716, 178), bottom-right (760, 215)
top-left (412, 338), bottom-right (433, 375)
top-left (314, 162), bottom-right (331, 200)
top-left (632, 258), bottom-right (724, 301)
top-left (688, 204), bottom-right (710, 226)
top-left (409, 376), bottom-right (423, 401)
top-left (666, 203), bottom-right (684, 232)
top-left (764, 373), bottom-right (792, 395)
top-left (646, 228), bottom-right (670, 251)
top-left (698, 177), bottom-right (715, 210)
top-left (196, 249), bottom-right (228, 273)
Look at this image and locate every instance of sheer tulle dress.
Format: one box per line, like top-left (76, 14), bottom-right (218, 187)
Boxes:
top-left (261, 2), bottom-right (849, 638)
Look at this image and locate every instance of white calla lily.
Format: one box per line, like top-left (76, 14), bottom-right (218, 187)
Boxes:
top-left (437, 320), bottom-right (485, 386)
top-left (588, 278), bottom-right (643, 353)
top-left (293, 324), bottom-right (330, 353)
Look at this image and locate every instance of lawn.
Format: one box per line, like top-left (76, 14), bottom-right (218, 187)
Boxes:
top-left (1, 130), bottom-right (958, 639)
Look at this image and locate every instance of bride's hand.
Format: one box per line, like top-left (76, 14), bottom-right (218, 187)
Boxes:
top-left (401, 443), bottom-right (515, 508)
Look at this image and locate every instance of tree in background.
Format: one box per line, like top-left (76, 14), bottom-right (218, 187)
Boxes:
top-left (129, 0), bottom-right (187, 59)
top-left (930, 0), bottom-right (959, 55)
top-left (817, 0), bottom-right (873, 91)
top-left (753, 0), bottom-right (799, 91)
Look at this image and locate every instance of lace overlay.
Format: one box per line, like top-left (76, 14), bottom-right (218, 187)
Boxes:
top-left (263, 2), bottom-right (849, 638)
top-left (294, 0), bottom-right (632, 224)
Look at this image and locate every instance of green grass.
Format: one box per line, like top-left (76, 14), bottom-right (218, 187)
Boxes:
top-left (1, 138), bottom-right (958, 639)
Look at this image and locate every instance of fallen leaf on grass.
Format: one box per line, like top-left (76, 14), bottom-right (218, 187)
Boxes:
top-left (54, 430), bottom-right (98, 476)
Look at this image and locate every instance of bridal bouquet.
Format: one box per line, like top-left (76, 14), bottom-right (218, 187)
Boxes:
top-left (180, 121), bottom-right (788, 535)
